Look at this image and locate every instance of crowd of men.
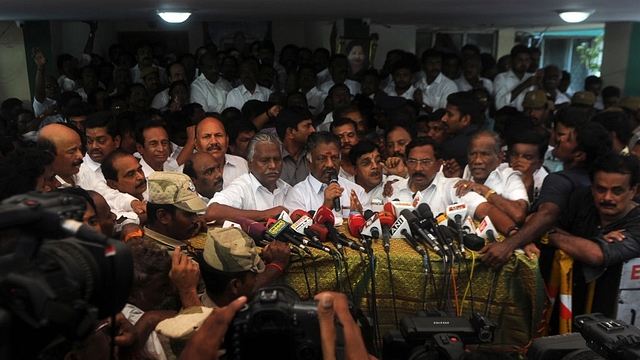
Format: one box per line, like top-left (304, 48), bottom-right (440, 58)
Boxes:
top-left (1, 23), bottom-right (640, 359)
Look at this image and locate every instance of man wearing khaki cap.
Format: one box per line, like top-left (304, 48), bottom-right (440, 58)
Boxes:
top-left (144, 171), bottom-right (208, 250)
top-left (522, 89), bottom-right (553, 131)
top-left (198, 227), bottom-right (290, 309)
top-left (571, 91), bottom-right (596, 117)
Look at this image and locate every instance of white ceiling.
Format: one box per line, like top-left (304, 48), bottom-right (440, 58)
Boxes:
top-left (1, 0), bottom-right (639, 29)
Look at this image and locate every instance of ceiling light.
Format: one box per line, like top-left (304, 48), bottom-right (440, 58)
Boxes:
top-left (557, 10), bottom-right (594, 23)
top-left (157, 11), bottom-right (191, 23)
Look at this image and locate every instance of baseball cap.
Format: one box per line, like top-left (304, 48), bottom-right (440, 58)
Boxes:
top-left (202, 227), bottom-right (265, 273)
top-left (140, 66), bottom-right (159, 79)
top-left (522, 90), bottom-right (548, 109)
top-left (619, 96), bottom-right (640, 113)
top-left (571, 91), bottom-right (596, 107)
top-left (148, 171), bottom-right (207, 213)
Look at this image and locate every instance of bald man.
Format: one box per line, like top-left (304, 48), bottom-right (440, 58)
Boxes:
top-left (37, 123), bottom-right (83, 187)
top-left (195, 117), bottom-right (248, 188)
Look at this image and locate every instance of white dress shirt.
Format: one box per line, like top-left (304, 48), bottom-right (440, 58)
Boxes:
top-left (493, 70), bottom-right (535, 111)
top-left (415, 73), bottom-right (458, 110)
top-left (303, 86), bottom-right (327, 116)
top-left (209, 173), bottom-right (291, 210)
top-left (454, 77), bottom-right (494, 95)
top-left (33, 97), bottom-right (56, 117)
top-left (383, 84), bottom-right (418, 100)
top-left (462, 163), bottom-right (529, 205)
top-left (222, 154), bottom-right (249, 188)
top-left (190, 74), bottom-right (228, 113)
top-left (318, 79), bottom-right (361, 96)
top-left (390, 168), bottom-right (486, 217)
top-left (150, 88), bottom-right (170, 109)
top-left (316, 68), bottom-right (331, 87)
top-left (284, 173), bottom-right (370, 225)
top-left (224, 84), bottom-right (272, 111)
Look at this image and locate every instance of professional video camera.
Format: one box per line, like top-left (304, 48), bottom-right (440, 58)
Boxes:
top-left (574, 313), bottom-right (640, 359)
top-left (0, 191), bottom-right (133, 358)
top-left (226, 285), bottom-right (349, 360)
top-left (382, 310), bottom-right (496, 360)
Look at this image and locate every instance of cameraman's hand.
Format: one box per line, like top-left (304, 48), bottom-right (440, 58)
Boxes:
top-left (315, 292), bottom-right (378, 360)
top-left (178, 296), bottom-right (247, 360)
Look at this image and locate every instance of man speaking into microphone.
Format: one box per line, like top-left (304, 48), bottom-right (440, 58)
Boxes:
top-left (284, 132), bottom-right (370, 224)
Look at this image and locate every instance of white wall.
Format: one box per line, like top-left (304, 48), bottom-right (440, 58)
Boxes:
top-left (0, 22), bottom-right (31, 108)
top-left (601, 22), bottom-right (633, 91)
top-left (370, 24), bottom-right (416, 69)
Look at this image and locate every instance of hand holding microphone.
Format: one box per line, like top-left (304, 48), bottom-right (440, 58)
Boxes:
top-left (327, 172), bottom-right (343, 212)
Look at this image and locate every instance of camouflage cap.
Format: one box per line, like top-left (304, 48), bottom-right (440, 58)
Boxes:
top-left (202, 227), bottom-right (265, 273)
top-left (571, 91), bottom-right (596, 106)
top-left (619, 96), bottom-right (640, 113)
top-left (522, 90), bottom-right (548, 109)
top-left (148, 172), bottom-right (207, 213)
top-left (140, 66), bottom-right (159, 79)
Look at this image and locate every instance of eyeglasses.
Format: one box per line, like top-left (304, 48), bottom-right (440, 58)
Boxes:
top-left (406, 158), bottom-right (435, 166)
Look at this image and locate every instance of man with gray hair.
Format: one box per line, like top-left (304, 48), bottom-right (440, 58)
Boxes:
top-left (205, 132), bottom-right (291, 223)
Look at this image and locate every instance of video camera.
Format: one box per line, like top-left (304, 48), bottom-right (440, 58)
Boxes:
top-left (574, 313), bottom-right (640, 359)
top-left (382, 310), bottom-right (496, 360)
top-left (0, 191), bottom-right (133, 358)
top-left (226, 285), bottom-right (349, 360)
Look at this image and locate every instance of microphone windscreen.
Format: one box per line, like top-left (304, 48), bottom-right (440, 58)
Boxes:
top-left (400, 209), bottom-right (418, 222)
top-left (417, 203), bottom-right (434, 219)
top-left (314, 205), bottom-right (335, 226)
top-left (347, 212), bottom-right (365, 237)
top-left (378, 211), bottom-right (396, 227)
top-left (309, 223), bottom-right (329, 242)
top-left (383, 202), bottom-right (394, 214)
top-left (364, 209), bottom-right (375, 220)
top-left (290, 209), bottom-right (311, 222)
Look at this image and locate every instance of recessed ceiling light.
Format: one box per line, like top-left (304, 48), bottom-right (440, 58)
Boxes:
top-left (157, 11), bottom-right (192, 23)
top-left (557, 10), bottom-right (594, 23)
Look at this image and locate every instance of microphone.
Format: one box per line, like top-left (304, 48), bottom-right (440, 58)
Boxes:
top-left (308, 223), bottom-right (330, 242)
top-left (347, 211), bottom-right (366, 237)
top-left (266, 219), bottom-right (313, 255)
top-left (361, 210), bottom-right (381, 239)
top-left (400, 228), bottom-right (427, 257)
top-left (236, 216), bottom-right (300, 254)
top-left (446, 203), bottom-right (468, 256)
top-left (289, 213), bottom-right (334, 253)
top-left (417, 203), bottom-right (455, 258)
top-left (476, 216), bottom-right (497, 243)
top-left (378, 211), bottom-right (395, 253)
top-left (290, 209), bottom-right (311, 222)
top-left (329, 172), bottom-right (341, 212)
top-left (400, 209), bottom-right (447, 259)
top-left (438, 225), bottom-right (459, 258)
top-left (315, 205), bottom-right (366, 253)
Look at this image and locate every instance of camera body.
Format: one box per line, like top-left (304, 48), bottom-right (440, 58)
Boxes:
top-left (383, 310), bottom-right (496, 360)
top-left (226, 286), bottom-right (344, 360)
top-left (574, 313), bottom-right (640, 359)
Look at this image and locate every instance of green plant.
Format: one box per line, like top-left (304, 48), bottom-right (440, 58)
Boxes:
top-left (575, 34), bottom-right (603, 74)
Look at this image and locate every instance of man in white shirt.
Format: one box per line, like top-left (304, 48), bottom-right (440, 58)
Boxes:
top-left (507, 130), bottom-right (549, 205)
top-left (493, 45), bottom-right (542, 111)
top-left (190, 53), bottom-right (228, 113)
top-left (318, 54), bottom-right (361, 96)
top-left (455, 131), bottom-right (529, 224)
top-left (206, 133), bottom-right (291, 223)
top-left (455, 54), bottom-right (493, 95)
top-left (298, 65), bottom-right (327, 116)
top-left (313, 48), bottom-right (332, 87)
top-left (541, 64), bottom-right (571, 107)
top-left (330, 117), bottom-right (359, 182)
top-left (414, 49), bottom-right (458, 113)
top-left (151, 62), bottom-right (188, 109)
top-left (37, 123), bottom-right (83, 187)
top-left (387, 137), bottom-right (517, 233)
top-left (349, 141), bottom-right (390, 212)
top-left (130, 44), bottom-right (167, 85)
top-left (102, 149), bottom-right (148, 224)
top-left (195, 117), bottom-right (248, 187)
top-left (183, 151), bottom-right (223, 204)
top-left (284, 132), bottom-right (369, 223)
top-left (135, 120), bottom-right (174, 177)
top-left (383, 57), bottom-right (418, 100)
top-left (225, 59), bottom-right (272, 111)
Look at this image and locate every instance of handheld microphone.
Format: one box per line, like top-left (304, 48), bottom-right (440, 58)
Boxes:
top-left (347, 211), bottom-right (366, 237)
top-left (438, 225), bottom-right (460, 258)
top-left (446, 203), bottom-right (468, 256)
top-left (378, 211), bottom-right (395, 253)
top-left (400, 209), bottom-right (447, 259)
top-left (329, 172), bottom-right (341, 212)
top-left (361, 210), bottom-right (381, 239)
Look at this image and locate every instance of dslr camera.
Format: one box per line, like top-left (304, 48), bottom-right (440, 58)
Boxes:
top-left (383, 310), bottom-right (496, 360)
top-left (226, 285), bottom-right (349, 360)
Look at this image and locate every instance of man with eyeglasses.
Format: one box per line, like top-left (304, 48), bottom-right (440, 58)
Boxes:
top-left (387, 137), bottom-right (519, 235)
top-left (284, 131), bottom-right (370, 224)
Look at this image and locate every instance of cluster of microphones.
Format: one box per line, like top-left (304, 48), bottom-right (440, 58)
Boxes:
top-left (229, 201), bottom-right (501, 262)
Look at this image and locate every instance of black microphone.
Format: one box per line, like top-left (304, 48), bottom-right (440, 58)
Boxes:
top-left (417, 203), bottom-right (459, 259)
top-left (400, 209), bottom-right (446, 260)
top-left (400, 228), bottom-right (426, 257)
top-left (329, 172), bottom-right (341, 212)
top-left (438, 225), bottom-right (461, 259)
top-left (266, 219), bottom-right (314, 255)
top-left (241, 218), bottom-right (300, 255)
top-left (487, 229), bottom-right (497, 243)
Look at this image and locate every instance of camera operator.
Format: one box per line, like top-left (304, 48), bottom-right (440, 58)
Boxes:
top-left (178, 291), bottom-right (377, 360)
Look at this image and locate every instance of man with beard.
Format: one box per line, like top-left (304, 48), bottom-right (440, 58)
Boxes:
top-left (38, 123), bottom-right (84, 187)
top-left (225, 59), bottom-right (272, 111)
top-left (331, 117), bottom-right (360, 181)
top-left (183, 151), bottom-right (223, 204)
top-left (276, 107), bottom-right (316, 186)
top-left (77, 66), bottom-right (101, 102)
top-left (522, 90), bottom-right (553, 135)
top-left (494, 45), bottom-right (542, 111)
top-left (131, 44), bottom-right (167, 85)
top-left (284, 131), bottom-right (369, 223)
top-left (440, 91), bottom-right (481, 169)
top-left (414, 49), bottom-right (458, 114)
top-left (206, 133), bottom-right (291, 223)
top-left (195, 117), bottom-right (248, 187)
top-left (190, 53), bottom-right (228, 113)
top-left (141, 67), bottom-right (162, 99)
top-left (383, 120), bottom-right (415, 179)
top-left (128, 83), bottom-right (150, 113)
top-left (143, 172), bottom-right (207, 250)
top-left (77, 112), bottom-right (147, 220)
top-left (388, 137), bottom-right (522, 236)
top-left (318, 54), bottom-right (361, 96)
top-left (455, 54), bottom-right (493, 94)
top-left (102, 149), bottom-right (149, 225)
top-left (383, 57), bottom-right (419, 100)
top-left (316, 83), bottom-right (351, 132)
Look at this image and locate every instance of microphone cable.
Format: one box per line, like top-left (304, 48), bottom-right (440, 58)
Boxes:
top-left (460, 251), bottom-right (478, 316)
top-left (329, 249), bottom-right (343, 292)
top-left (385, 247), bottom-right (399, 328)
top-left (298, 250), bottom-right (313, 299)
top-left (401, 230), bottom-right (432, 310)
top-left (360, 235), bottom-right (381, 352)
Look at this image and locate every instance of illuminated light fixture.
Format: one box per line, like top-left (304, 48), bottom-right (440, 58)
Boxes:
top-left (557, 10), bottom-right (594, 23)
top-left (157, 11), bottom-right (192, 23)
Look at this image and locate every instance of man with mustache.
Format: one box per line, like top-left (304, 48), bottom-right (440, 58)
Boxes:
top-left (102, 149), bottom-right (149, 225)
top-left (144, 171), bottom-right (208, 250)
top-left (194, 116), bottom-right (248, 188)
top-left (136, 119), bottom-right (176, 177)
top-left (284, 131), bottom-right (369, 224)
top-left (546, 152), bottom-right (640, 318)
top-left (387, 137), bottom-right (519, 235)
top-left (131, 44), bottom-right (167, 86)
top-left (225, 59), bottom-right (272, 111)
top-left (77, 112), bottom-right (148, 220)
top-left (330, 117), bottom-right (359, 181)
top-left (350, 140), bottom-right (394, 212)
top-left (190, 53), bottom-right (228, 113)
top-left (37, 123), bottom-right (84, 187)
top-left (206, 133), bottom-right (291, 223)
top-left (413, 48), bottom-right (458, 114)
top-left (183, 151), bottom-right (224, 204)
top-left (494, 45), bottom-right (541, 112)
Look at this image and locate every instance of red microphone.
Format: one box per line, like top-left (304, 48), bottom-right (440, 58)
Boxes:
top-left (309, 223), bottom-right (329, 242)
top-left (290, 209), bottom-right (312, 222)
top-left (234, 216), bottom-right (269, 247)
top-left (383, 202), bottom-right (394, 214)
top-left (378, 211), bottom-right (396, 253)
top-left (347, 211), bottom-right (366, 237)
